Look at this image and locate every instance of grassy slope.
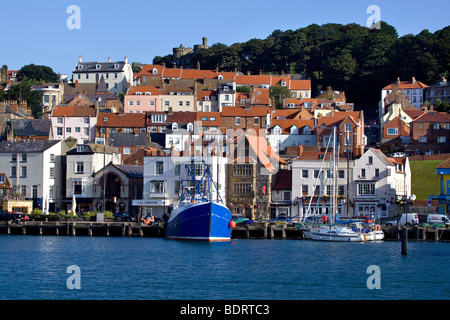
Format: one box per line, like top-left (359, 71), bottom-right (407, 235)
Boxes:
top-left (410, 160), bottom-right (442, 201)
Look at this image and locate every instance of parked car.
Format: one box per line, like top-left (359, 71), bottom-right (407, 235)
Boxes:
top-left (425, 150), bottom-right (434, 155)
top-left (427, 214), bottom-right (450, 226)
top-left (113, 213), bottom-right (134, 222)
top-left (392, 152), bottom-right (406, 158)
top-left (0, 210), bottom-right (29, 223)
top-left (232, 215), bottom-right (249, 223)
top-left (385, 213), bottom-right (419, 227)
top-left (269, 214), bottom-right (294, 223)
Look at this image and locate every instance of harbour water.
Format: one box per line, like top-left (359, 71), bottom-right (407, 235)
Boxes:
top-left (1, 235), bottom-right (450, 300)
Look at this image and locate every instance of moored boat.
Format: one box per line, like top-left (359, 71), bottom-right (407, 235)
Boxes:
top-left (165, 161), bottom-right (233, 242)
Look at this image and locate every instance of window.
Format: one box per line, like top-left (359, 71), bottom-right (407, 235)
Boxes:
top-left (11, 153), bottom-right (17, 162)
top-left (50, 167), bottom-right (55, 178)
top-left (225, 95), bottom-right (230, 101)
top-left (128, 101), bottom-right (133, 106)
top-left (155, 161), bottom-right (164, 175)
top-left (33, 185), bottom-right (38, 198)
top-left (360, 169), bottom-right (366, 178)
top-left (11, 166), bottom-right (16, 177)
top-left (21, 166), bottom-right (27, 177)
top-left (76, 161), bottom-right (84, 174)
top-left (21, 154), bottom-right (27, 162)
top-left (387, 128), bottom-right (398, 135)
top-left (419, 137), bottom-right (427, 143)
top-left (21, 185), bottom-right (26, 197)
top-left (75, 127), bottom-right (81, 133)
top-left (368, 156), bottom-right (373, 164)
top-left (73, 179), bottom-right (86, 195)
top-left (302, 170), bottom-right (308, 178)
top-left (83, 128), bottom-right (89, 136)
top-left (357, 183), bottom-right (376, 195)
top-left (150, 181), bottom-right (165, 193)
top-left (314, 170), bottom-right (320, 178)
top-left (233, 164), bottom-right (253, 176)
top-left (302, 185), bottom-right (308, 196)
top-left (434, 123), bottom-right (440, 130)
top-left (235, 117), bottom-right (240, 125)
top-left (338, 170), bottom-right (345, 179)
top-left (273, 126), bottom-right (282, 134)
top-left (124, 147), bottom-right (131, 154)
top-left (178, 101), bottom-right (183, 107)
top-left (186, 101), bottom-right (190, 107)
top-left (338, 185), bottom-right (345, 196)
top-left (151, 114), bottom-right (166, 123)
top-left (50, 154), bottom-right (55, 162)
top-left (85, 73), bottom-right (89, 79)
top-left (164, 101), bottom-right (170, 107)
top-left (438, 136), bottom-right (446, 143)
top-left (83, 117), bottom-right (89, 124)
top-left (345, 123), bottom-right (351, 132)
top-left (233, 183), bottom-right (252, 196)
top-left (375, 168), bottom-right (380, 177)
top-left (314, 186), bottom-right (320, 196)
top-left (57, 118), bottom-right (63, 124)
top-left (66, 127), bottom-right (72, 133)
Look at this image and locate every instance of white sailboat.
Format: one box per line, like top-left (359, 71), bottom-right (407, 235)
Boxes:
top-left (302, 126), bottom-right (366, 242)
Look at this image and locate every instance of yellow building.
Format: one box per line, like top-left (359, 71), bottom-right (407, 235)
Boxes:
top-left (429, 158), bottom-right (450, 214)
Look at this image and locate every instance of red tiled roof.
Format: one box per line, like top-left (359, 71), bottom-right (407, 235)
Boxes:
top-left (221, 106), bottom-right (271, 117)
top-left (127, 86), bottom-right (162, 95)
top-left (383, 79), bottom-right (428, 90)
top-left (270, 119), bottom-right (315, 134)
top-left (413, 111), bottom-right (450, 123)
top-left (290, 79), bottom-right (311, 90)
top-left (52, 105), bottom-right (96, 117)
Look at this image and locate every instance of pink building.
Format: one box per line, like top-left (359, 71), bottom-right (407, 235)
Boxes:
top-left (51, 105), bottom-right (97, 144)
top-left (124, 86), bottom-right (162, 113)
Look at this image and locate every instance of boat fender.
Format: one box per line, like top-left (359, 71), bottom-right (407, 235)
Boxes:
top-left (229, 221), bottom-right (236, 229)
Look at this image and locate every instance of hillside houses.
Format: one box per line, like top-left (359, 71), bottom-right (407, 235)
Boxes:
top-left (0, 62), bottom-right (431, 221)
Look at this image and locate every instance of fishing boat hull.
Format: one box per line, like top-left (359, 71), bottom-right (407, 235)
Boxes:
top-left (166, 201), bottom-right (232, 241)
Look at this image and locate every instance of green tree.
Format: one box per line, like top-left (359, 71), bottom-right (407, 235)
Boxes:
top-left (17, 64), bottom-right (58, 82)
top-left (0, 79), bottom-right (43, 118)
top-left (270, 85), bottom-right (292, 109)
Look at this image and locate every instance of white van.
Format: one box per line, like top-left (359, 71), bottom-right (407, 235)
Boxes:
top-left (385, 213), bottom-right (419, 227)
top-left (427, 214), bottom-right (450, 226)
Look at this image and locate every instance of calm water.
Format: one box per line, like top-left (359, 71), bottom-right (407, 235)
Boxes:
top-left (0, 235), bottom-right (449, 300)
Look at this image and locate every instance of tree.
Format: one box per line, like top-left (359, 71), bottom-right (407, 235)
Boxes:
top-left (0, 79), bottom-right (43, 118)
top-left (270, 85), bottom-right (292, 109)
top-left (17, 64), bottom-right (58, 83)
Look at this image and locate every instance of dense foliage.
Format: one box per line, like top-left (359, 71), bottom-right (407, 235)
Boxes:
top-left (155, 22), bottom-right (450, 118)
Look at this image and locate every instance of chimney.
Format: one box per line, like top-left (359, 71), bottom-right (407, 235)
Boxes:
top-left (78, 56), bottom-right (82, 63)
top-left (247, 71), bottom-right (251, 75)
top-left (259, 69), bottom-right (262, 75)
top-left (108, 57), bottom-right (111, 62)
top-left (396, 77), bottom-right (400, 85)
top-left (412, 77), bottom-right (416, 84)
top-left (75, 80), bottom-right (79, 88)
top-left (298, 144), bottom-right (304, 157)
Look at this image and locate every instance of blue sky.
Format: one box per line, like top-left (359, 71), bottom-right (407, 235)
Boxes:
top-left (2, 0), bottom-right (449, 76)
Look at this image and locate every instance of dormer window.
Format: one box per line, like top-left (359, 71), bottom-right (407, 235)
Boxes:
top-left (136, 92), bottom-right (142, 95)
top-left (273, 126), bottom-right (282, 135)
top-left (152, 68), bottom-right (158, 74)
top-left (290, 126), bottom-right (299, 134)
top-left (77, 64), bottom-right (83, 70)
top-left (218, 75), bottom-right (223, 80)
top-left (223, 86), bottom-right (229, 91)
top-left (103, 117), bottom-right (108, 121)
top-left (187, 123), bottom-right (193, 131)
top-left (114, 64), bottom-right (119, 69)
top-left (77, 145), bottom-right (84, 152)
top-left (172, 123), bottom-right (178, 131)
top-left (281, 81), bottom-right (286, 86)
top-left (145, 92), bottom-right (151, 95)
top-left (96, 64), bottom-right (101, 70)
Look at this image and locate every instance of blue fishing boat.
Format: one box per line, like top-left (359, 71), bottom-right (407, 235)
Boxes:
top-left (165, 162), bottom-right (233, 241)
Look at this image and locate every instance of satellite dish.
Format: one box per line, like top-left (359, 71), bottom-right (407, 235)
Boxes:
top-left (410, 194), bottom-right (416, 201)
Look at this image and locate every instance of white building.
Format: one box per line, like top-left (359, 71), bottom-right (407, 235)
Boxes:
top-left (72, 56), bottom-right (133, 96)
top-left (352, 148), bottom-right (411, 219)
top-left (143, 154), bottom-right (228, 218)
top-left (0, 140), bottom-right (63, 213)
top-left (65, 144), bottom-right (121, 212)
top-left (291, 151), bottom-right (351, 219)
top-left (379, 77), bottom-right (428, 116)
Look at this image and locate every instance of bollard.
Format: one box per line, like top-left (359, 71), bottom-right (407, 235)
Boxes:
top-left (401, 226), bottom-right (408, 255)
